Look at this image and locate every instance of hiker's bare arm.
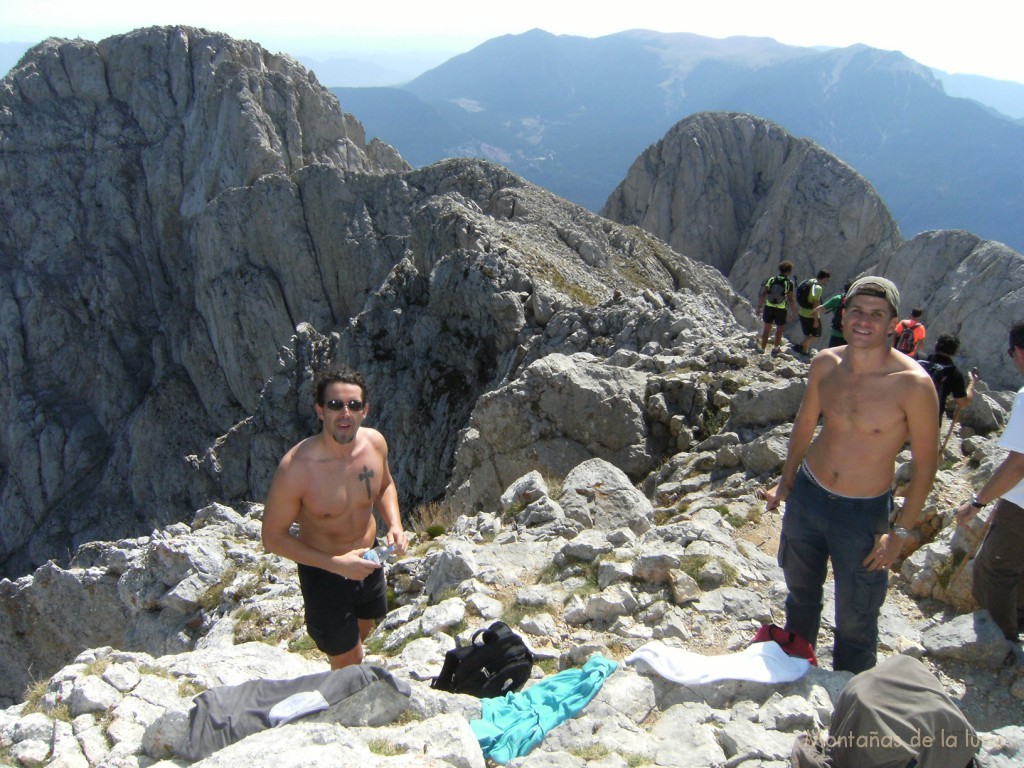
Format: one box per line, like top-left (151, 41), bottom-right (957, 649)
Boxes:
top-left (953, 370), bottom-right (979, 410)
top-left (864, 373), bottom-right (939, 569)
top-left (897, 374), bottom-right (940, 530)
top-left (370, 433), bottom-right (408, 555)
top-left (766, 356), bottom-right (825, 510)
top-left (956, 450), bottom-right (1024, 526)
top-left (261, 457), bottom-right (379, 579)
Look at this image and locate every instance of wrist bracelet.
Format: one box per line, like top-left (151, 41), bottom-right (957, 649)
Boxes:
top-left (970, 494), bottom-right (985, 509)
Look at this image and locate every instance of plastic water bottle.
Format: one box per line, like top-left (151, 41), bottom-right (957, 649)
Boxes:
top-left (362, 544), bottom-right (394, 563)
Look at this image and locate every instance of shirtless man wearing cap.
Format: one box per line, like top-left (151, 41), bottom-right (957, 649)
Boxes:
top-left (262, 366), bottom-right (409, 669)
top-left (765, 276), bottom-right (939, 673)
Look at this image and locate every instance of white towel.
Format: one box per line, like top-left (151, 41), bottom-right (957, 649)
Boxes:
top-left (268, 690), bottom-right (330, 726)
top-left (625, 640), bottom-right (810, 684)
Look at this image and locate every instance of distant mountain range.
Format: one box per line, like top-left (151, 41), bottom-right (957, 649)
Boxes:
top-left (936, 71), bottom-right (1024, 121)
top-left (6, 31), bottom-right (1024, 250)
top-left (331, 29), bottom-right (1024, 253)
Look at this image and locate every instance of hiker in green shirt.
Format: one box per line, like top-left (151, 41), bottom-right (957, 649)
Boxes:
top-left (795, 270), bottom-right (831, 356)
top-left (757, 261), bottom-right (796, 355)
top-left (816, 281), bottom-right (850, 349)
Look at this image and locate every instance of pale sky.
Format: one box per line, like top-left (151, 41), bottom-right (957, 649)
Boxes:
top-left (2, 0), bottom-right (1023, 84)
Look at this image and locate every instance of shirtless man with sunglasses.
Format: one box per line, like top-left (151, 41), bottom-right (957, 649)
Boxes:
top-left (262, 366), bottom-right (408, 669)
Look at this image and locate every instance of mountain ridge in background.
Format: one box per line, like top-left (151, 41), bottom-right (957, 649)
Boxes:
top-left (6, 31), bottom-right (1024, 114)
top-left (935, 69), bottom-right (1024, 122)
top-left (332, 29), bottom-right (1024, 252)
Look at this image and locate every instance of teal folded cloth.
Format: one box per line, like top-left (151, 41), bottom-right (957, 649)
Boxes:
top-left (470, 655), bottom-right (618, 764)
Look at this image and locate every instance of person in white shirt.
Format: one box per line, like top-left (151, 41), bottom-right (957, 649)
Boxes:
top-left (956, 320), bottom-right (1024, 641)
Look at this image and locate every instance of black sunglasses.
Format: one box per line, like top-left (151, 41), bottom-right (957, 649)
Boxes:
top-left (325, 399), bottom-right (365, 412)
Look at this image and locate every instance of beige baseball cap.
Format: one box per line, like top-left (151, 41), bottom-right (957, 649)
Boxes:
top-left (846, 276), bottom-right (899, 316)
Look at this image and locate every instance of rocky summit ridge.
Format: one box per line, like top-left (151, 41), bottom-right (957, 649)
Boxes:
top-left (0, 26), bottom-right (749, 578)
top-left (2, 24), bottom-right (1024, 768)
top-left (1, 450), bottom-right (1023, 767)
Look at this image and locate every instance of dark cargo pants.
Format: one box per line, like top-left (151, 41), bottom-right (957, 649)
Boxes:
top-left (778, 465), bottom-right (892, 673)
top-left (972, 498), bottom-right (1024, 641)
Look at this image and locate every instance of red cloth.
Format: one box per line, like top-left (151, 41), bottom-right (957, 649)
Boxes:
top-left (751, 623), bottom-right (818, 666)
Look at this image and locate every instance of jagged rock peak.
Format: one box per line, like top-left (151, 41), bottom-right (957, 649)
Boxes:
top-left (0, 25), bottom-right (414, 577)
top-left (601, 111), bottom-right (901, 301)
top-left (2, 26), bottom-right (408, 208)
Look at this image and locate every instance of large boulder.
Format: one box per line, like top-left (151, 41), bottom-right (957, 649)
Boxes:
top-left (445, 354), bottom-right (654, 516)
top-left (559, 458), bottom-right (655, 535)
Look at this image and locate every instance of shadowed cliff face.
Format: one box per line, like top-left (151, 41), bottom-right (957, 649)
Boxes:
top-left (0, 27), bottom-right (750, 577)
top-left (0, 25), bottom-right (410, 575)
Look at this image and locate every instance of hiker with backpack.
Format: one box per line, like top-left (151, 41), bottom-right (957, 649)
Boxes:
top-left (262, 366), bottom-right (409, 670)
top-left (893, 307), bottom-right (927, 358)
top-left (816, 281), bottom-right (850, 348)
top-left (756, 260), bottom-right (796, 355)
top-left (795, 270), bottom-right (831, 356)
top-left (956, 320), bottom-right (1024, 643)
top-left (919, 332), bottom-right (978, 424)
top-left (765, 276), bottom-right (939, 673)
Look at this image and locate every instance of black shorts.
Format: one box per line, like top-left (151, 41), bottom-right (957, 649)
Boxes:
top-left (762, 305), bottom-right (787, 326)
top-left (297, 564), bottom-right (387, 656)
top-left (799, 314), bottom-right (821, 337)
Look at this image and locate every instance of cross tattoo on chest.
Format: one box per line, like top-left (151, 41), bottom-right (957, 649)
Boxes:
top-left (358, 466), bottom-right (375, 499)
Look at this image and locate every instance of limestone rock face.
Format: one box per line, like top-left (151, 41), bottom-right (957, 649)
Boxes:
top-left (182, 161), bottom-right (754, 540)
top-left (877, 231), bottom-right (1024, 390)
top-left (601, 112), bottom-right (902, 302)
top-left (0, 27), bottom-right (409, 575)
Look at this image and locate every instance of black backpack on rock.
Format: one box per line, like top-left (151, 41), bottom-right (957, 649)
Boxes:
top-left (431, 621), bottom-right (535, 698)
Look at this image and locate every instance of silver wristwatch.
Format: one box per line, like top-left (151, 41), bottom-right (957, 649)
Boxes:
top-left (890, 526), bottom-right (910, 539)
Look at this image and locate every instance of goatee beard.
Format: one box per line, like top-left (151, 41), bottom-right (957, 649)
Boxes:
top-left (330, 427), bottom-right (356, 445)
